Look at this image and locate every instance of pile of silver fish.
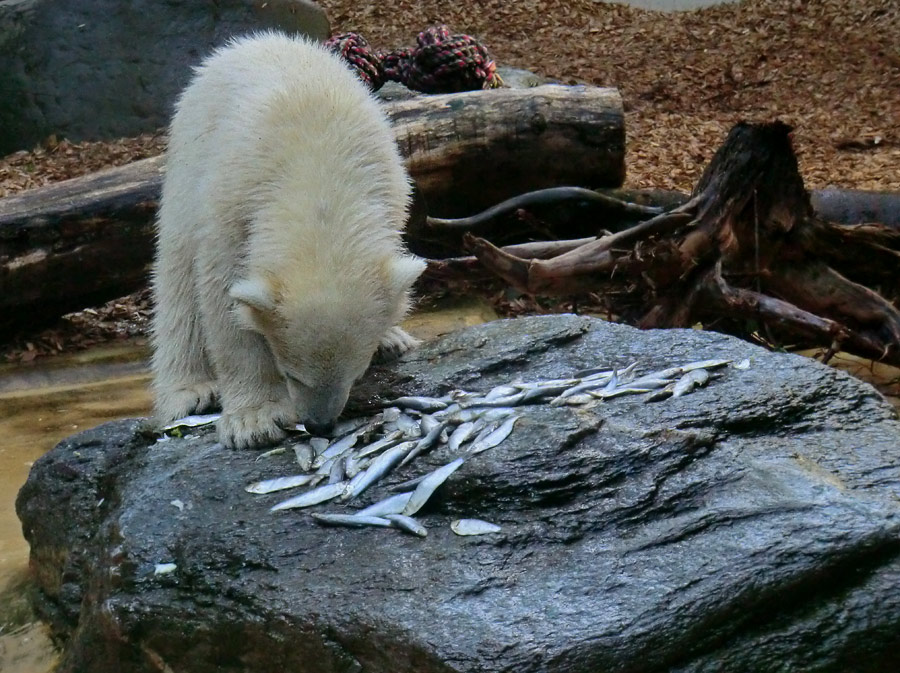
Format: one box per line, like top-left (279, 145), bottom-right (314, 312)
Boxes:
top-left (162, 357), bottom-right (748, 538)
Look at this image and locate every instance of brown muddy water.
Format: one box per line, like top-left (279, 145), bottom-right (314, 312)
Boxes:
top-left (0, 297), bottom-right (497, 671)
top-left (2, 295), bottom-right (898, 671)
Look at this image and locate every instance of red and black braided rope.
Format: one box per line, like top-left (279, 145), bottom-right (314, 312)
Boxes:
top-left (325, 25), bottom-right (501, 94)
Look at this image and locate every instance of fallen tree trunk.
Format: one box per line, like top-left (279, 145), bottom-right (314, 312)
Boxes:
top-left (0, 84), bottom-right (624, 337)
top-left (466, 121), bottom-right (900, 366)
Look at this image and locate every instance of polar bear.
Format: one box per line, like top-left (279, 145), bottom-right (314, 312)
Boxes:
top-left (150, 32), bottom-right (426, 449)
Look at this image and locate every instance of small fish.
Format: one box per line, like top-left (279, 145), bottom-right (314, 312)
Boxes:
top-left (312, 431), bottom-right (362, 468)
top-left (245, 473), bottom-right (318, 494)
top-left (550, 379), bottom-right (612, 405)
top-left (518, 385), bottom-right (568, 402)
top-left (469, 416), bottom-right (520, 455)
top-left (447, 420), bottom-right (481, 452)
top-left (344, 454), bottom-right (370, 479)
top-left (395, 413), bottom-right (422, 438)
top-left (255, 447), bottom-right (287, 461)
top-left (315, 455), bottom-right (338, 476)
top-left (403, 457), bottom-right (465, 516)
top-left (556, 393), bottom-right (596, 405)
top-left (590, 386), bottom-right (656, 400)
top-left (658, 358), bottom-right (730, 379)
top-left (626, 375), bottom-right (673, 390)
top-left (332, 416), bottom-right (371, 438)
top-left (385, 514), bottom-right (428, 537)
top-left (154, 562), bottom-right (178, 575)
top-left (341, 442), bottom-right (413, 501)
top-left (388, 396), bottom-right (450, 412)
top-left (400, 421), bottom-right (447, 467)
top-left (328, 456), bottom-right (346, 484)
top-left (270, 481), bottom-right (346, 511)
top-left (355, 430), bottom-right (405, 459)
top-left (450, 519), bottom-right (501, 536)
top-left (162, 413), bottom-right (221, 431)
top-left (311, 513), bottom-right (392, 528)
top-left (432, 402), bottom-right (461, 420)
top-left (483, 384), bottom-right (520, 401)
top-left (464, 391), bottom-right (528, 408)
top-left (441, 407), bottom-right (515, 425)
top-left (356, 491), bottom-right (414, 517)
top-left (671, 368), bottom-right (710, 398)
top-left (419, 414), bottom-right (442, 435)
top-left (309, 437), bottom-right (330, 455)
top-left (294, 443), bottom-right (314, 471)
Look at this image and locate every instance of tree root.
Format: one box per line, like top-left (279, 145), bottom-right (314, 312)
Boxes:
top-left (460, 121), bottom-right (900, 366)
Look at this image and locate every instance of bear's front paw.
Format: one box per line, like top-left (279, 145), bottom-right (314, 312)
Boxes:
top-left (155, 382), bottom-right (219, 422)
top-left (217, 401), bottom-right (297, 450)
top-left (375, 326), bottom-right (421, 362)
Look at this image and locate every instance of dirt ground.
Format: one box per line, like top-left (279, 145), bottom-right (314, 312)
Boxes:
top-left (0, 0), bottom-right (898, 366)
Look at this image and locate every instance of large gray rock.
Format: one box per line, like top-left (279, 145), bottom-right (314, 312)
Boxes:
top-left (16, 316), bottom-right (900, 672)
top-left (0, 0), bottom-right (329, 155)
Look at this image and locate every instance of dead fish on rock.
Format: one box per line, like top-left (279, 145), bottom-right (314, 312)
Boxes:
top-left (341, 442), bottom-right (412, 502)
top-left (356, 491), bottom-right (414, 517)
top-left (386, 395), bottom-right (450, 413)
top-left (311, 513), bottom-right (392, 528)
top-left (271, 481), bottom-right (346, 511)
top-left (245, 473), bottom-right (318, 494)
top-left (451, 519), bottom-right (501, 536)
top-left (293, 444), bottom-right (314, 471)
top-left (469, 416), bottom-right (520, 455)
top-left (403, 457), bottom-right (465, 516)
top-left (385, 513), bottom-right (428, 537)
top-left (162, 413), bottom-right (221, 431)
top-left (671, 368), bottom-right (710, 398)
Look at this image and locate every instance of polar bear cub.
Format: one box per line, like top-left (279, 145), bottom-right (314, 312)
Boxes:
top-left (150, 32), bottom-right (426, 449)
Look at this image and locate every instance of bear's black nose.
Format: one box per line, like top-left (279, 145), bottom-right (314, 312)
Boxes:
top-left (306, 420), bottom-right (335, 437)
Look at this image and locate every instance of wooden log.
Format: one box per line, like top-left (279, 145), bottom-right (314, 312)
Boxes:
top-left (0, 85), bottom-right (624, 337)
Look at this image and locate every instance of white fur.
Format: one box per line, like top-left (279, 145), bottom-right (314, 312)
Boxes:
top-left (150, 32), bottom-right (426, 449)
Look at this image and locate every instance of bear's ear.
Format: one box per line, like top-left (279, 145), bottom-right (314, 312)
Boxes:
top-left (387, 255), bottom-right (427, 297)
top-left (229, 277), bottom-right (276, 331)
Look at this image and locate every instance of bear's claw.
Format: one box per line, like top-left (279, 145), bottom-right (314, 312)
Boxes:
top-left (155, 382), bottom-right (219, 421)
top-left (375, 326), bottom-right (420, 362)
top-left (217, 400), bottom-right (297, 450)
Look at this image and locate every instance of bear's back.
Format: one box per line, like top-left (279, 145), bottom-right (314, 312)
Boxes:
top-left (162, 31), bottom-right (410, 250)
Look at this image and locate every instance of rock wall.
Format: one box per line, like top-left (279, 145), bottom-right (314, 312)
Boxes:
top-left (0, 0), bottom-right (329, 155)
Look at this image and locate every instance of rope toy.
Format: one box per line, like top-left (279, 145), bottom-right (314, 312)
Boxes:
top-left (325, 25), bottom-right (502, 94)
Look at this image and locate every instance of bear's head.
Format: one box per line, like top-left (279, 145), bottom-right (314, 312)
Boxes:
top-left (229, 254), bottom-right (425, 434)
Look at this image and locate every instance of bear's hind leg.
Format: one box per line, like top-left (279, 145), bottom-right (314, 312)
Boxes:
top-left (150, 238), bottom-right (219, 422)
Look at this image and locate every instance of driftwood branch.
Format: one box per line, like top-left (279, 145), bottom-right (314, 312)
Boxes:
top-left (466, 121), bottom-right (900, 366)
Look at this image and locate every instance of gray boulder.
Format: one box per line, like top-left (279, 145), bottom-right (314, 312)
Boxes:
top-left (16, 315), bottom-right (900, 672)
top-left (0, 0), bottom-right (329, 155)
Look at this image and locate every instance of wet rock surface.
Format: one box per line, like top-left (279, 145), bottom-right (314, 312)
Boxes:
top-left (16, 315), bottom-right (900, 672)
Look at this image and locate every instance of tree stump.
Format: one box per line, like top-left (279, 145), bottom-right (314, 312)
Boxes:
top-left (466, 121), bottom-right (900, 366)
